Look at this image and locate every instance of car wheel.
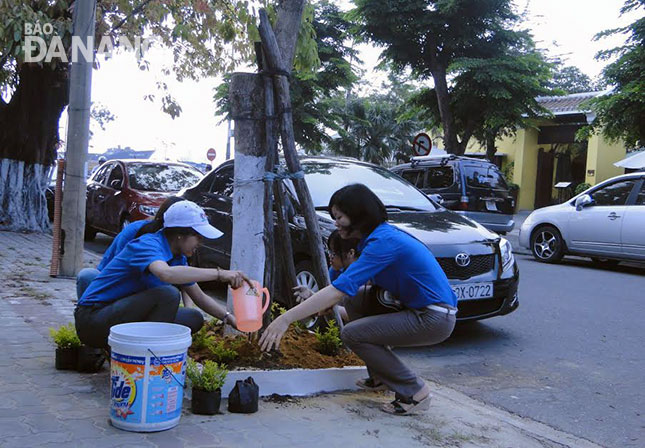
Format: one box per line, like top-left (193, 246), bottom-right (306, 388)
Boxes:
top-left (84, 225), bottom-right (97, 241)
top-left (591, 257), bottom-right (620, 268)
top-left (294, 260), bottom-right (325, 330)
top-left (530, 225), bottom-right (564, 263)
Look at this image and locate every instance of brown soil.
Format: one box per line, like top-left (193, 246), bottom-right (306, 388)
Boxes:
top-left (189, 321), bottom-right (363, 370)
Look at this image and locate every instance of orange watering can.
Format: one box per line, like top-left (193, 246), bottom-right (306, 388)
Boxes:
top-left (231, 280), bottom-right (270, 333)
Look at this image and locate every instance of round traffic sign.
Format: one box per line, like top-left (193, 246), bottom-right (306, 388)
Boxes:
top-left (412, 133), bottom-right (432, 156)
top-left (207, 148), bottom-right (216, 161)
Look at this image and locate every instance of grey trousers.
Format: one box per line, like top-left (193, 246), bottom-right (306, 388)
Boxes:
top-left (75, 269), bottom-right (203, 348)
top-left (341, 287), bottom-right (456, 401)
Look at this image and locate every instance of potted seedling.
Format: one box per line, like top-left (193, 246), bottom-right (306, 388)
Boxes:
top-left (187, 358), bottom-right (228, 415)
top-left (50, 323), bottom-right (81, 370)
top-left (76, 345), bottom-right (106, 373)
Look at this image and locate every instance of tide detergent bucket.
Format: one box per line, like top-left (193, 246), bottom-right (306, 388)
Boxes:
top-left (108, 322), bottom-right (192, 432)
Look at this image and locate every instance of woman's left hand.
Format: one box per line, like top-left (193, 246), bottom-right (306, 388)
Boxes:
top-left (259, 315), bottom-right (290, 352)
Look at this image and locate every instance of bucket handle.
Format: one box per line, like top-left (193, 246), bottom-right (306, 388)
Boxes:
top-left (147, 348), bottom-right (185, 388)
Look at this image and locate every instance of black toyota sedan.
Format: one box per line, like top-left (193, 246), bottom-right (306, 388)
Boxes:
top-left (180, 156), bottom-right (519, 322)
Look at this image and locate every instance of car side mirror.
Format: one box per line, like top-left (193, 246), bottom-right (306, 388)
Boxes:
top-left (110, 179), bottom-right (123, 190)
top-left (428, 193), bottom-right (444, 205)
top-left (575, 194), bottom-right (593, 211)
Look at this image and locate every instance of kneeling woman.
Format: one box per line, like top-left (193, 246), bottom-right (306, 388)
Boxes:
top-left (76, 200), bottom-right (251, 348)
top-left (260, 184), bottom-right (457, 415)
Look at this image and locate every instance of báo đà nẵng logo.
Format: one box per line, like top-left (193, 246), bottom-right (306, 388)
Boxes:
top-left (111, 365), bottom-right (137, 419)
top-left (22, 23), bottom-right (154, 64)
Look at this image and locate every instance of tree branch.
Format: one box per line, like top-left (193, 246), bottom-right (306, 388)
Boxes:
top-left (109, 0), bottom-right (156, 34)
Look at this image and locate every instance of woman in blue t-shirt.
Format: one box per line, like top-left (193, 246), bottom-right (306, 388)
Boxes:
top-left (76, 196), bottom-right (184, 298)
top-left (75, 200), bottom-right (252, 349)
top-left (260, 184), bottom-right (457, 415)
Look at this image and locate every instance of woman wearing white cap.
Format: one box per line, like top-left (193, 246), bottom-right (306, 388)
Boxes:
top-left (75, 200), bottom-right (253, 348)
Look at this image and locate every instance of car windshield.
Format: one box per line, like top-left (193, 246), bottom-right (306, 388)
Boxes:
top-left (463, 164), bottom-right (508, 190)
top-left (128, 164), bottom-right (202, 192)
top-left (297, 160), bottom-right (436, 211)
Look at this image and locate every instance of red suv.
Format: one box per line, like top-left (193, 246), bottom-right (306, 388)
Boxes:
top-left (84, 159), bottom-right (202, 240)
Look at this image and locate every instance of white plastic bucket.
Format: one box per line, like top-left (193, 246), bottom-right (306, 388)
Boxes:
top-left (108, 322), bottom-right (192, 432)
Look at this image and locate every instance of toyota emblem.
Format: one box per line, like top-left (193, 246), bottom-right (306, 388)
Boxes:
top-left (455, 253), bottom-right (470, 267)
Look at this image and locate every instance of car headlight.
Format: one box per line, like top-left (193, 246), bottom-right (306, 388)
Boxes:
top-left (139, 204), bottom-right (159, 217)
top-left (500, 237), bottom-right (514, 271)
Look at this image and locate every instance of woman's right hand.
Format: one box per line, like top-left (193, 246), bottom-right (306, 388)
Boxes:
top-left (292, 285), bottom-right (314, 302)
top-left (220, 269), bottom-right (254, 289)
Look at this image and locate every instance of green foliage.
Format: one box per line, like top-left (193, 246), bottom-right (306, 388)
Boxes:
top-left (186, 359), bottom-right (228, 392)
top-left (407, 36), bottom-right (553, 157)
top-left (586, 0), bottom-right (645, 148)
top-left (1, 0), bottom-right (321, 119)
top-left (314, 319), bottom-right (342, 356)
top-left (547, 65), bottom-right (595, 94)
top-left (214, 1), bottom-right (358, 152)
top-left (208, 339), bottom-right (239, 365)
top-left (575, 183), bottom-right (592, 196)
top-left (327, 71), bottom-right (427, 165)
top-left (501, 161), bottom-right (515, 184)
top-left (353, 0), bottom-right (531, 154)
top-left (49, 323), bottom-right (81, 350)
top-left (271, 301), bottom-right (287, 320)
top-left (191, 321), bottom-right (239, 364)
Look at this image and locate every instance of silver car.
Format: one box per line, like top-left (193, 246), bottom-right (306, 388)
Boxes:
top-left (519, 172), bottom-right (645, 265)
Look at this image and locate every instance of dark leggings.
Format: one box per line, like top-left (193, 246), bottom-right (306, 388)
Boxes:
top-left (75, 279), bottom-right (203, 348)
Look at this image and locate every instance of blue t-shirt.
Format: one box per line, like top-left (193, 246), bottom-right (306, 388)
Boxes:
top-left (329, 267), bottom-right (342, 282)
top-left (97, 219), bottom-right (149, 271)
top-left (332, 222), bottom-right (457, 309)
top-left (79, 230), bottom-right (190, 306)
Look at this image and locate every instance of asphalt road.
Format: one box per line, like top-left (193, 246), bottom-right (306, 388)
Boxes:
top-left (398, 254), bottom-right (645, 448)
top-left (85, 231), bottom-right (644, 447)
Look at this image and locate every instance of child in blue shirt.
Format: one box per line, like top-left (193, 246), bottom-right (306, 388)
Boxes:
top-left (292, 230), bottom-right (360, 322)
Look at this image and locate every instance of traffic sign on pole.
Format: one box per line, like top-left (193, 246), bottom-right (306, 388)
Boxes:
top-left (207, 148), bottom-right (216, 161)
top-left (412, 133), bottom-right (432, 156)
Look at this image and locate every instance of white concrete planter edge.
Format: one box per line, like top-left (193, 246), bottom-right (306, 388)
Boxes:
top-left (219, 366), bottom-right (368, 398)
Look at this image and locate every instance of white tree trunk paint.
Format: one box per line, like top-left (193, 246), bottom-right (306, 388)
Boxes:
top-left (227, 153), bottom-right (267, 311)
top-left (0, 158), bottom-right (51, 232)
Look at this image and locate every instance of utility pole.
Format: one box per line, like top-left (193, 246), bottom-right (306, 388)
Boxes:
top-left (225, 117), bottom-right (232, 160)
top-left (60, 0), bottom-right (96, 276)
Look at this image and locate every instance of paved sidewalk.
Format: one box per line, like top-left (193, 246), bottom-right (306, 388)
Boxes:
top-left (0, 230), bottom-right (602, 448)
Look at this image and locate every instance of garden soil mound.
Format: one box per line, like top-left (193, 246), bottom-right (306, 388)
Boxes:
top-left (189, 322), bottom-right (363, 370)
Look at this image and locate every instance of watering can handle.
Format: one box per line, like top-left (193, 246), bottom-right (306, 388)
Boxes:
top-left (261, 287), bottom-right (270, 314)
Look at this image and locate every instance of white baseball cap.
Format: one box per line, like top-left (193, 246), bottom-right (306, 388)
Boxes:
top-left (163, 200), bottom-right (223, 239)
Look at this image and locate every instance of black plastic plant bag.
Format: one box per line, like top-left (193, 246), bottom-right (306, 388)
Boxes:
top-left (228, 376), bottom-right (259, 413)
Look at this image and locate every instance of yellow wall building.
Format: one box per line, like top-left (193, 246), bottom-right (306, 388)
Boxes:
top-left (466, 92), bottom-right (627, 211)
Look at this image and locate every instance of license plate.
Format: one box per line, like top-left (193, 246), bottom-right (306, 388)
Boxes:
top-left (452, 282), bottom-right (493, 300)
top-left (485, 200), bottom-right (498, 211)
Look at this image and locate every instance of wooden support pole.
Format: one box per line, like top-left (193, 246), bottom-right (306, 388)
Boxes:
top-left (258, 9), bottom-right (344, 328)
top-left (260, 44), bottom-right (278, 326)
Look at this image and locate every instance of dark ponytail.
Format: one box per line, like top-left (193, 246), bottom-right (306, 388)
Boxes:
top-left (135, 196), bottom-right (184, 238)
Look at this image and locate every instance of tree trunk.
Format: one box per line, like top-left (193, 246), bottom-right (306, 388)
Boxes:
top-left (258, 10), bottom-right (330, 290)
top-left (229, 74), bottom-right (267, 314)
top-left (0, 64), bottom-right (69, 231)
top-left (430, 67), bottom-right (461, 155)
top-left (485, 134), bottom-right (497, 162)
